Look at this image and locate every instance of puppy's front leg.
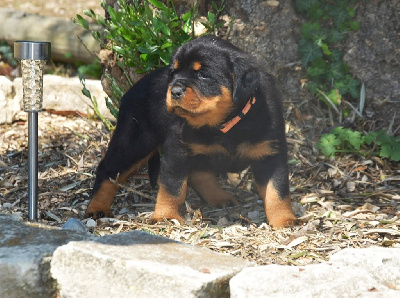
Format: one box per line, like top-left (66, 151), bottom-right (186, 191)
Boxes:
top-left (252, 156), bottom-right (298, 228)
top-left (149, 141), bottom-right (188, 224)
top-left (150, 178), bottom-right (188, 224)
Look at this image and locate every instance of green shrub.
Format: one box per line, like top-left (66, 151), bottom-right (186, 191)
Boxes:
top-left (295, 0), bottom-right (361, 109)
top-left (74, 0), bottom-right (227, 128)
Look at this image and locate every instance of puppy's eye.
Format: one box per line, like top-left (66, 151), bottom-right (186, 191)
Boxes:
top-left (197, 70), bottom-right (210, 79)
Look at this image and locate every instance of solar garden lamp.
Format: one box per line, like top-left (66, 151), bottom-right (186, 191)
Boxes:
top-left (14, 41), bottom-right (51, 221)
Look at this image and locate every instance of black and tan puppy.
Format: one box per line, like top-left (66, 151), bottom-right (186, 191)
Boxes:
top-left (85, 35), bottom-right (298, 228)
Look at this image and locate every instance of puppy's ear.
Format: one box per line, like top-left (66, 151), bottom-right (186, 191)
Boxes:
top-left (232, 61), bottom-right (260, 104)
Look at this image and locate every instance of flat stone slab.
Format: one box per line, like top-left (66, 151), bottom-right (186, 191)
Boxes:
top-left (0, 214), bottom-right (95, 297)
top-left (2, 212), bottom-right (399, 298)
top-left (51, 231), bottom-right (253, 297)
top-left (230, 247), bottom-right (400, 297)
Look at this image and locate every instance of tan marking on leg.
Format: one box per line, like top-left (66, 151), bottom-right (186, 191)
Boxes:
top-left (150, 180), bottom-right (187, 224)
top-left (190, 171), bottom-right (239, 207)
top-left (85, 152), bottom-right (157, 219)
top-left (174, 60), bottom-right (179, 69)
top-left (256, 181), bottom-right (298, 228)
top-left (118, 152), bottom-right (156, 183)
top-left (85, 180), bottom-right (118, 218)
top-left (186, 143), bottom-right (228, 156)
top-left (236, 140), bottom-right (279, 159)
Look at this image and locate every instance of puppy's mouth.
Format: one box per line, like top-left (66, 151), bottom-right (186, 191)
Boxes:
top-left (170, 106), bottom-right (205, 117)
top-left (166, 86), bottom-right (203, 115)
top-left (166, 85), bottom-right (234, 128)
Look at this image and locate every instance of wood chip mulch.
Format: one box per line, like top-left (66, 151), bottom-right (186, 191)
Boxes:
top-left (1, 110), bottom-right (399, 266)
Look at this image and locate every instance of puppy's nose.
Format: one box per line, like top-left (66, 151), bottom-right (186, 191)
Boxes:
top-left (171, 83), bottom-right (186, 100)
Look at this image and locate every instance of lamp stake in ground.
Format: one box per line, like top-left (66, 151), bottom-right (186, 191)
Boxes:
top-left (14, 41), bottom-right (51, 221)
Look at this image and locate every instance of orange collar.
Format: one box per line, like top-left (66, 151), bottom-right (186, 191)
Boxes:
top-left (219, 97), bottom-right (256, 133)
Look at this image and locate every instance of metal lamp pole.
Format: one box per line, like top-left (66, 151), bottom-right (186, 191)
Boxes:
top-left (14, 41), bottom-right (51, 221)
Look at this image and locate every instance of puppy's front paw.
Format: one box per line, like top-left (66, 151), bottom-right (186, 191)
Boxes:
top-left (84, 208), bottom-right (114, 219)
top-left (148, 210), bottom-right (184, 225)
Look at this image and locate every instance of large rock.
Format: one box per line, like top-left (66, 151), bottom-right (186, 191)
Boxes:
top-left (51, 231), bottom-right (253, 297)
top-left (0, 214), bottom-right (95, 298)
top-left (230, 247), bottom-right (400, 297)
top-left (13, 75), bottom-right (114, 120)
top-left (0, 76), bottom-right (19, 124)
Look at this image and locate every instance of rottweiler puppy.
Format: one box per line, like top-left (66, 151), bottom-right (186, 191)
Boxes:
top-left (85, 35), bottom-right (299, 228)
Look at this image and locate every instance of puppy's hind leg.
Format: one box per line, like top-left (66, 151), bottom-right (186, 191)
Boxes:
top-left (85, 128), bottom-right (159, 219)
top-left (189, 171), bottom-right (239, 207)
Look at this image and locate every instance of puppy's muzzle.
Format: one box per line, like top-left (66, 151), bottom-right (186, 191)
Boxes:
top-left (171, 82), bottom-right (186, 100)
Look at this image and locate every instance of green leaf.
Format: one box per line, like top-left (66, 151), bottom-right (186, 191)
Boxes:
top-left (182, 11), bottom-right (192, 22)
top-left (161, 41), bottom-right (172, 50)
top-left (375, 130), bottom-right (390, 145)
top-left (79, 78), bottom-right (92, 98)
top-left (318, 133), bottom-right (341, 157)
top-left (105, 97), bottom-right (119, 119)
top-left (295, 0), bottom-right (319, 15)
top-left (301, 22), bottom-right (321, 41)
top-left (349, 20), bottom-right (360, 31)
top-left (331, 7), bottom-right (350, 28)
top-left (299, 40), bottom-right (323, 65)
top-left (334, 75), bottom-right (360, 98)
top-left (137, 45), bottom-right (159, 54)
top-left (148, 0), bottom-right (168, 12)
top-left (207, 12), bottom-right (216, 26)
top-left (320, 42), bottom-right (332, 56)
top-left (362, 132), bottom-right (377, 145)
top-left (326, 89), bottom-right (342, 106)
top-left (107, 6), bottom-right (117, 21)
top-left (380, 143), bottom-right (393, 159)
top-left (341, 128), bottom-right (362, 150)
top-left (347, 6), bottom-right (356, 18)
top-left (326, 62), bottom-right (346, 81)
top-left (328, 48), bottom-right (344, 63)
top-left (307, 58), bottom-right (327, 77)
top-left (327, 29), bottom-right (344, 44)
top-left (112, 45), bottom-right (126, 55)
top-left (76, 15), bottom-right (89, 30)
top-left (374, 132), bottom-right (400, 161)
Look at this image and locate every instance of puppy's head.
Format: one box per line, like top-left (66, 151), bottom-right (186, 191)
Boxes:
top-left (166, 36), bottom-right (260, 128)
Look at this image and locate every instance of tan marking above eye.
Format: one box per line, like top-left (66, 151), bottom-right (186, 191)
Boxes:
top-left (186, 143), bottom-right (228, 155)
top-left (174, 60), bottom-right (179, 69)
top-left (236, 140), bottom-right (279, 159)
top-left (193, 61), bottom-right (202, 71)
